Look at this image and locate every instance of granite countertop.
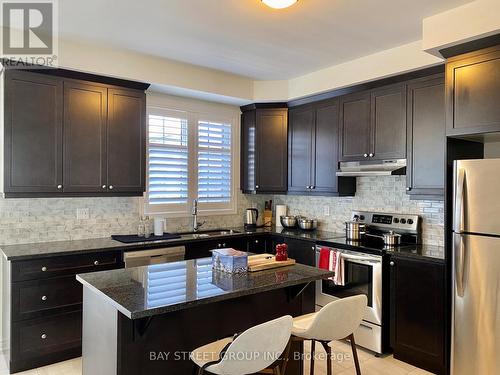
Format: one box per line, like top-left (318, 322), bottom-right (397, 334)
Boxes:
top-left (76, 258), bottom-right (333, 319)
top-left (317, 237), bottom-right (445, 261)
top-left (0, 226), bottom-right (343, 261)
top-left (384, 244), bottom-right (445, 262)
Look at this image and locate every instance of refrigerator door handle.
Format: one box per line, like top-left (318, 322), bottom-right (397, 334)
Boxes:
top-left (454, 233), bottom-right (466, 297)
top-left (454, 168), bottom-right (466, 233)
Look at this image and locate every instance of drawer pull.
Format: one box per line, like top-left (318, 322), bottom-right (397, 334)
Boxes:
top-left (41, 295), bottom-right (47, 301)
top-left (255, 240), bottom-right (259, 244)
top-left (94, 260), bottom-right (99, 266)
top-left (41, 266), bottom-right (47, 272)
top-left (41, 333), bottom-right (47, 339)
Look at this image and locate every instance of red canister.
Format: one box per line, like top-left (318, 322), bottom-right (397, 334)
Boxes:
top-left (275, 243), bottom-right (288, 261)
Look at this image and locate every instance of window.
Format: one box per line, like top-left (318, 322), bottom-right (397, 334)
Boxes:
top-left (146, 107), bottom-right (237, 216)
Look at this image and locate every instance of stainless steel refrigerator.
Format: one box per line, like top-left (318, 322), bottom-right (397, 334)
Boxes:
top-left (452, 159), bottom-right (500, 374)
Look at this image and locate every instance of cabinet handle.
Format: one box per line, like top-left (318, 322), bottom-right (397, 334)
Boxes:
top-left (406, 187), bottom-right (411, 191)
top-left (109, 185), bottom-right (114, 190)
top-left (41, 334), bottom-right (47, 340)
top-left (57, 185), bottom-right (63, 190)
top-left (311, 246), bottom-right (315, 250)
top-left (218, 243), bottom-right (222, 248)
top-left (41, 295), bottom-right (47, 301)
top-left (363, 154), bottom-right (368, 158)
top-left (94, 260), bottom-right (99, 266)
top-left (41, 266), bottom-right (47, 272)
top-left (311, 186), bottom-right (315, 190)
top-left (255, 185), bottom-right (259, 189)
top-left (102, 185), bottom-right (107, 189)
top-left (222, 243), bottom-right (226, 247)
top-left (369, 153), bottom-right (374, 157)
top-left (390, 261), bottom-right (395, 266)
top-left (255, 240), bottom-right (259, 244)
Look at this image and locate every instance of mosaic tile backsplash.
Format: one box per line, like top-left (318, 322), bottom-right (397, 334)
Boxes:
top-left (0, 176), bottom-right (444, 246)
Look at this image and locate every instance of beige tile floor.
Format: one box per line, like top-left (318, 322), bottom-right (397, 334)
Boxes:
top-left (0, 341), bottom-right (434, 375)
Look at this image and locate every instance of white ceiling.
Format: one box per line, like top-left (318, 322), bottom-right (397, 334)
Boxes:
top-left (59, 0), bottom-right (472, 80)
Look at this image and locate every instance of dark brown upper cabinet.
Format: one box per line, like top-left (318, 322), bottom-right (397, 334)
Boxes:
top-left (288, 99), bottom-right (355, 196)
top-left (107, 88), bottom-right (146, 193)
top-left (340, 84), bottom-right (406, 161)
top-left (3, 69), bottom-right (148, 197)
top-left (240, 105), bottom-right (288, 194)
top-left (371, 85), bottom-right (407, 159)
top-left (406, 75), bottom-right (445, 199)
top-left (63, 81), bottom-right (107, 193)
top-left (4, 70), bottom-right (63, 194)
top-left (446, 45), bottom-right (500, 136)
top-left (339, 91), bottom-right (371, 161)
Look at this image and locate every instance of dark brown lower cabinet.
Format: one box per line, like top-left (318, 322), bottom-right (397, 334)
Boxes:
top-left (5, 251), bottom-right (123, 373)
top-left (185, 238), bottom-right (247, 259)
top-left (390, 256), bottom-right (445, 375)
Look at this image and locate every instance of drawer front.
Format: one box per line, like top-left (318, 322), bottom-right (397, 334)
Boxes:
top-left (12, 310), bottom-right (82, 360)
top-left (12, 251), bottom-right (122, 281)
top-left (13, 276), bottom-right (82, 321)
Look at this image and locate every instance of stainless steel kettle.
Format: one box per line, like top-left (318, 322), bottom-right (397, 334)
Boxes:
top-left (244, 208), bottom-right (259, 229)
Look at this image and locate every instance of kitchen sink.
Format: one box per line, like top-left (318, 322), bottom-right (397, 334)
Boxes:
top-left (178, 229), bottom-right (241, 238)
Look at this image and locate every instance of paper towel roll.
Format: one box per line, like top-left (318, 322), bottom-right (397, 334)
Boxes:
top-left (275, 205), bottom-right (288, 227)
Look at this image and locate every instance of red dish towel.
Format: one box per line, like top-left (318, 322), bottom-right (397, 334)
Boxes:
top-left (319, 248), bottom-right (337, 281)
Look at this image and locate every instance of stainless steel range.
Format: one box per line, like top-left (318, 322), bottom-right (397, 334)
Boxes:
top-left (316, 211), bottom-right (422, 354)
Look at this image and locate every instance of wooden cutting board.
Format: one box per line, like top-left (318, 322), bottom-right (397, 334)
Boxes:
top-left (248, 253), bottom-right (296, 272)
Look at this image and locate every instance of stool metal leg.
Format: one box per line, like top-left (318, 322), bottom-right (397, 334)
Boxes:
top-left (319, 341), bottom-right (332, 375)
top-left (349, 334), bottom-right (362, 375)
top-left (310, 339), bottom-right (316, 375)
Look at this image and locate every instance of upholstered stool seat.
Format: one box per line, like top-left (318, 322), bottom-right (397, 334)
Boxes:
top-left (191, 315), bottom-right (293, 375)
top-left (291, 295), bottom-right (367, 375)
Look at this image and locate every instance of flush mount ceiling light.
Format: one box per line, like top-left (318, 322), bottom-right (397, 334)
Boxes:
top-left (261, 0), bottom-right (298, 9)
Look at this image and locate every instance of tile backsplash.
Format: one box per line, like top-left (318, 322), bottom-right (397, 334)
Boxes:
top-left (0, 176), bottom-right (444, 247)
top-left (257, 176), bottom-right (444, 246)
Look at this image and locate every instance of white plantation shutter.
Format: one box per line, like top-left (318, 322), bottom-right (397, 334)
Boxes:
top-left (197, 120), bottom-right (232, 205)
top-left (147, 114), bottom-right (189, 209)
top-left (146, 105), bottom-right (236, 215)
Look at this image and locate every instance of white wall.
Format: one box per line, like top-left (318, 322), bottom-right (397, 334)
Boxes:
top-left (287, 41), bottom-right (443, 100)
top-left (423, 0), bottom-right (500, 56)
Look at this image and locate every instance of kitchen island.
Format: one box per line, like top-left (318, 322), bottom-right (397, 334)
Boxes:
top-left (76, 257), bottom-right (333, 375)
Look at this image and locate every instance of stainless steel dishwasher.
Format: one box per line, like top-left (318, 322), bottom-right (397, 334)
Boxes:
top-left (124, 246), bottom-right (186, 268)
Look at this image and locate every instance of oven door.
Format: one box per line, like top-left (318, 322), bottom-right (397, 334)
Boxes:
top-left (315, 247), bottom-right (382, 325)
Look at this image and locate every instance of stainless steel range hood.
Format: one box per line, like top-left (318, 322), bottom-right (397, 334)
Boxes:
top-left (336, 159), bottom-right (406, 177)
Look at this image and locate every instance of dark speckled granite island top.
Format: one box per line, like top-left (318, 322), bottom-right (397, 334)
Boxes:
top-left (76, 258), bottom-right (334, 319)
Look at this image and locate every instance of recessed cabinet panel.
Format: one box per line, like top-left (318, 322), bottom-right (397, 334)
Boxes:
top-left (288, 107), bottom-right (314, 192)
top-left (390, 257), bottom-right (445, 374)
top-left (447, 46), bottom-right (500, 135)
top-left (371, 85), bottom-right (406, 160)
top-left (314, 102), bottom-right (340, 193)
top-left (107, 88), bottom-right (146, 193)
top-left (340, 92), bottom-right (371, 161)
top-left (5, 71), bottom-right (63, 193)
top-left (407, 76), bottom-right (445, 198)
top-left (63, 82), bottom-right (107, 192)
top-left (256, 109), bottom-right (288, 193)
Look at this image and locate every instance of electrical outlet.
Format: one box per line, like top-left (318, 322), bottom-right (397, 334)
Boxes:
top-left (77, 208), bottom-right (90, 220)
top-left (323, 206), bottom-right (330, 216)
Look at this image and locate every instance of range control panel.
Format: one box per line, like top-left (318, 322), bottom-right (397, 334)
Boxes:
top-left (351, 211), bottom-right (420, 234)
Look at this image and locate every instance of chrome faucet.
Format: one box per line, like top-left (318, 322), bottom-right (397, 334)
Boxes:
top-left (192, 199), bottom-right (205, 232)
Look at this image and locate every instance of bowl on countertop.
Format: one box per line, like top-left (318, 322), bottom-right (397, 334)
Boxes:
top-left (280, 215), bottom-right (298, 228)
top-left (297, 218), bottom-right (318, 231)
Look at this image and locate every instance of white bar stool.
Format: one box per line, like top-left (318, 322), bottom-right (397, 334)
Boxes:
top-left (191, 315), bottom-right (293, 375)
top-left (292, 295), bottom-right (367, 375)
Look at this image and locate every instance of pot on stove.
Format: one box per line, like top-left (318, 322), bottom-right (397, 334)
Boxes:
top-left (345, 218), bottom-right (366, 240)
top-left (382, 231), bottom-right (401, 247)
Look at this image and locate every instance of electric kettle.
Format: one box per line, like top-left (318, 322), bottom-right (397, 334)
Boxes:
top-left (244, 208), bottom-right (259, 229)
